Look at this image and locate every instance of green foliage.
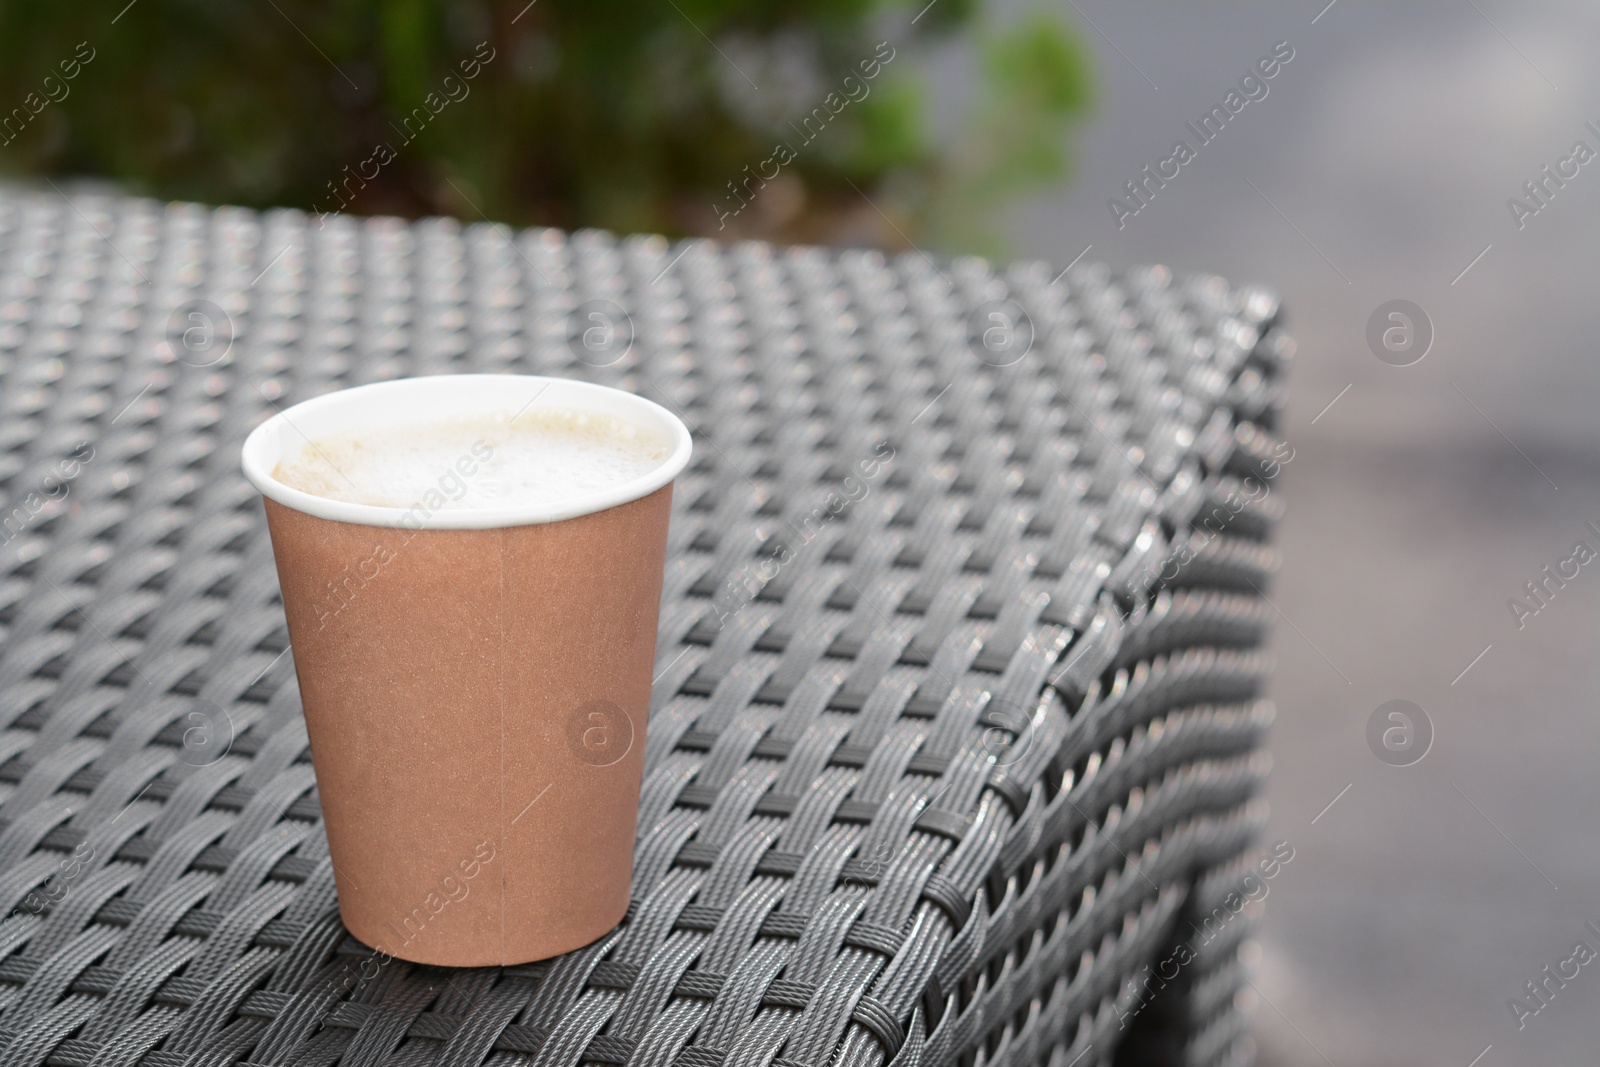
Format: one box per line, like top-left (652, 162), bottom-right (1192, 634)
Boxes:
top-left (0, 0), bottom-right (1090, 251)
top-left (918, 13), bottom-right (1093, 254)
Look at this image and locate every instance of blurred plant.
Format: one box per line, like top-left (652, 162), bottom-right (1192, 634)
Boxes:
top-left (0, 0), bottom-right (1090, 251)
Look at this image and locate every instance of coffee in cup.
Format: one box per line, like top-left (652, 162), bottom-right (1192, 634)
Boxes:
top-left (242, 375), bottom-right (692, 966)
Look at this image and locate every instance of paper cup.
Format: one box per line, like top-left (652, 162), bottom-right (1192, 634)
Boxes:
top-left (242, 375), bottom-right (691, 966)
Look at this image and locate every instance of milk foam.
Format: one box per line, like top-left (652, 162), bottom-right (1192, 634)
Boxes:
top-left (271, 408), bottom-right (672, 511)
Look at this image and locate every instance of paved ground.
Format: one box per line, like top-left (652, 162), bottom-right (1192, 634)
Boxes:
top-left (975, 2), bottom-right (1600, 1063)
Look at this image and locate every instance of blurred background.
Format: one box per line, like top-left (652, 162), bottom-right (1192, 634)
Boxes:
top-left (0, 0), bottom-right (1092, 251)
top-left (2, 1), bottom-right (1595, 1064)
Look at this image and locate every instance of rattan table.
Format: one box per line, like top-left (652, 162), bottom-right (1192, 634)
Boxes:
top-left (0, 190), bottom-right (1287, 1067)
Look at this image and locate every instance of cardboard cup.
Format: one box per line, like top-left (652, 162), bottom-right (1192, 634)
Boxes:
top-left (241, 375), bottom-right (691, 966)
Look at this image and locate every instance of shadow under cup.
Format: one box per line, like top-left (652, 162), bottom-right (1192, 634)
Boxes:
top-left (241, 375), bottom-right (693, 967)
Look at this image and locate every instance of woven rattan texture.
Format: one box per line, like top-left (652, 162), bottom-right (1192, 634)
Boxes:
top-left (0, 191), bottom-right (1288, 1067)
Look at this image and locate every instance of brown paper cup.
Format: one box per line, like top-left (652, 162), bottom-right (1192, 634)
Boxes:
top-left (241, 375), bottom-right (691, 966)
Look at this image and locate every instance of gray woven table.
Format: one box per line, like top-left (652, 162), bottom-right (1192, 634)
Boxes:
top-left (0, 190), bottom-right (1288, 1067)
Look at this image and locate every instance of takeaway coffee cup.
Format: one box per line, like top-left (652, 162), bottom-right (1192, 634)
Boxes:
top-left (241, 375), bottom-right (692, 966)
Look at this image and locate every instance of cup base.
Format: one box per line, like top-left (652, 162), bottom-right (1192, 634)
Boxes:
top-left (341, 887), bottom-right (631, 968)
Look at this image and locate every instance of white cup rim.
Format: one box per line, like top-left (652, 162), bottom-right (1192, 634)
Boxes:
top-left (241, 374), bottom-right (694, 530)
